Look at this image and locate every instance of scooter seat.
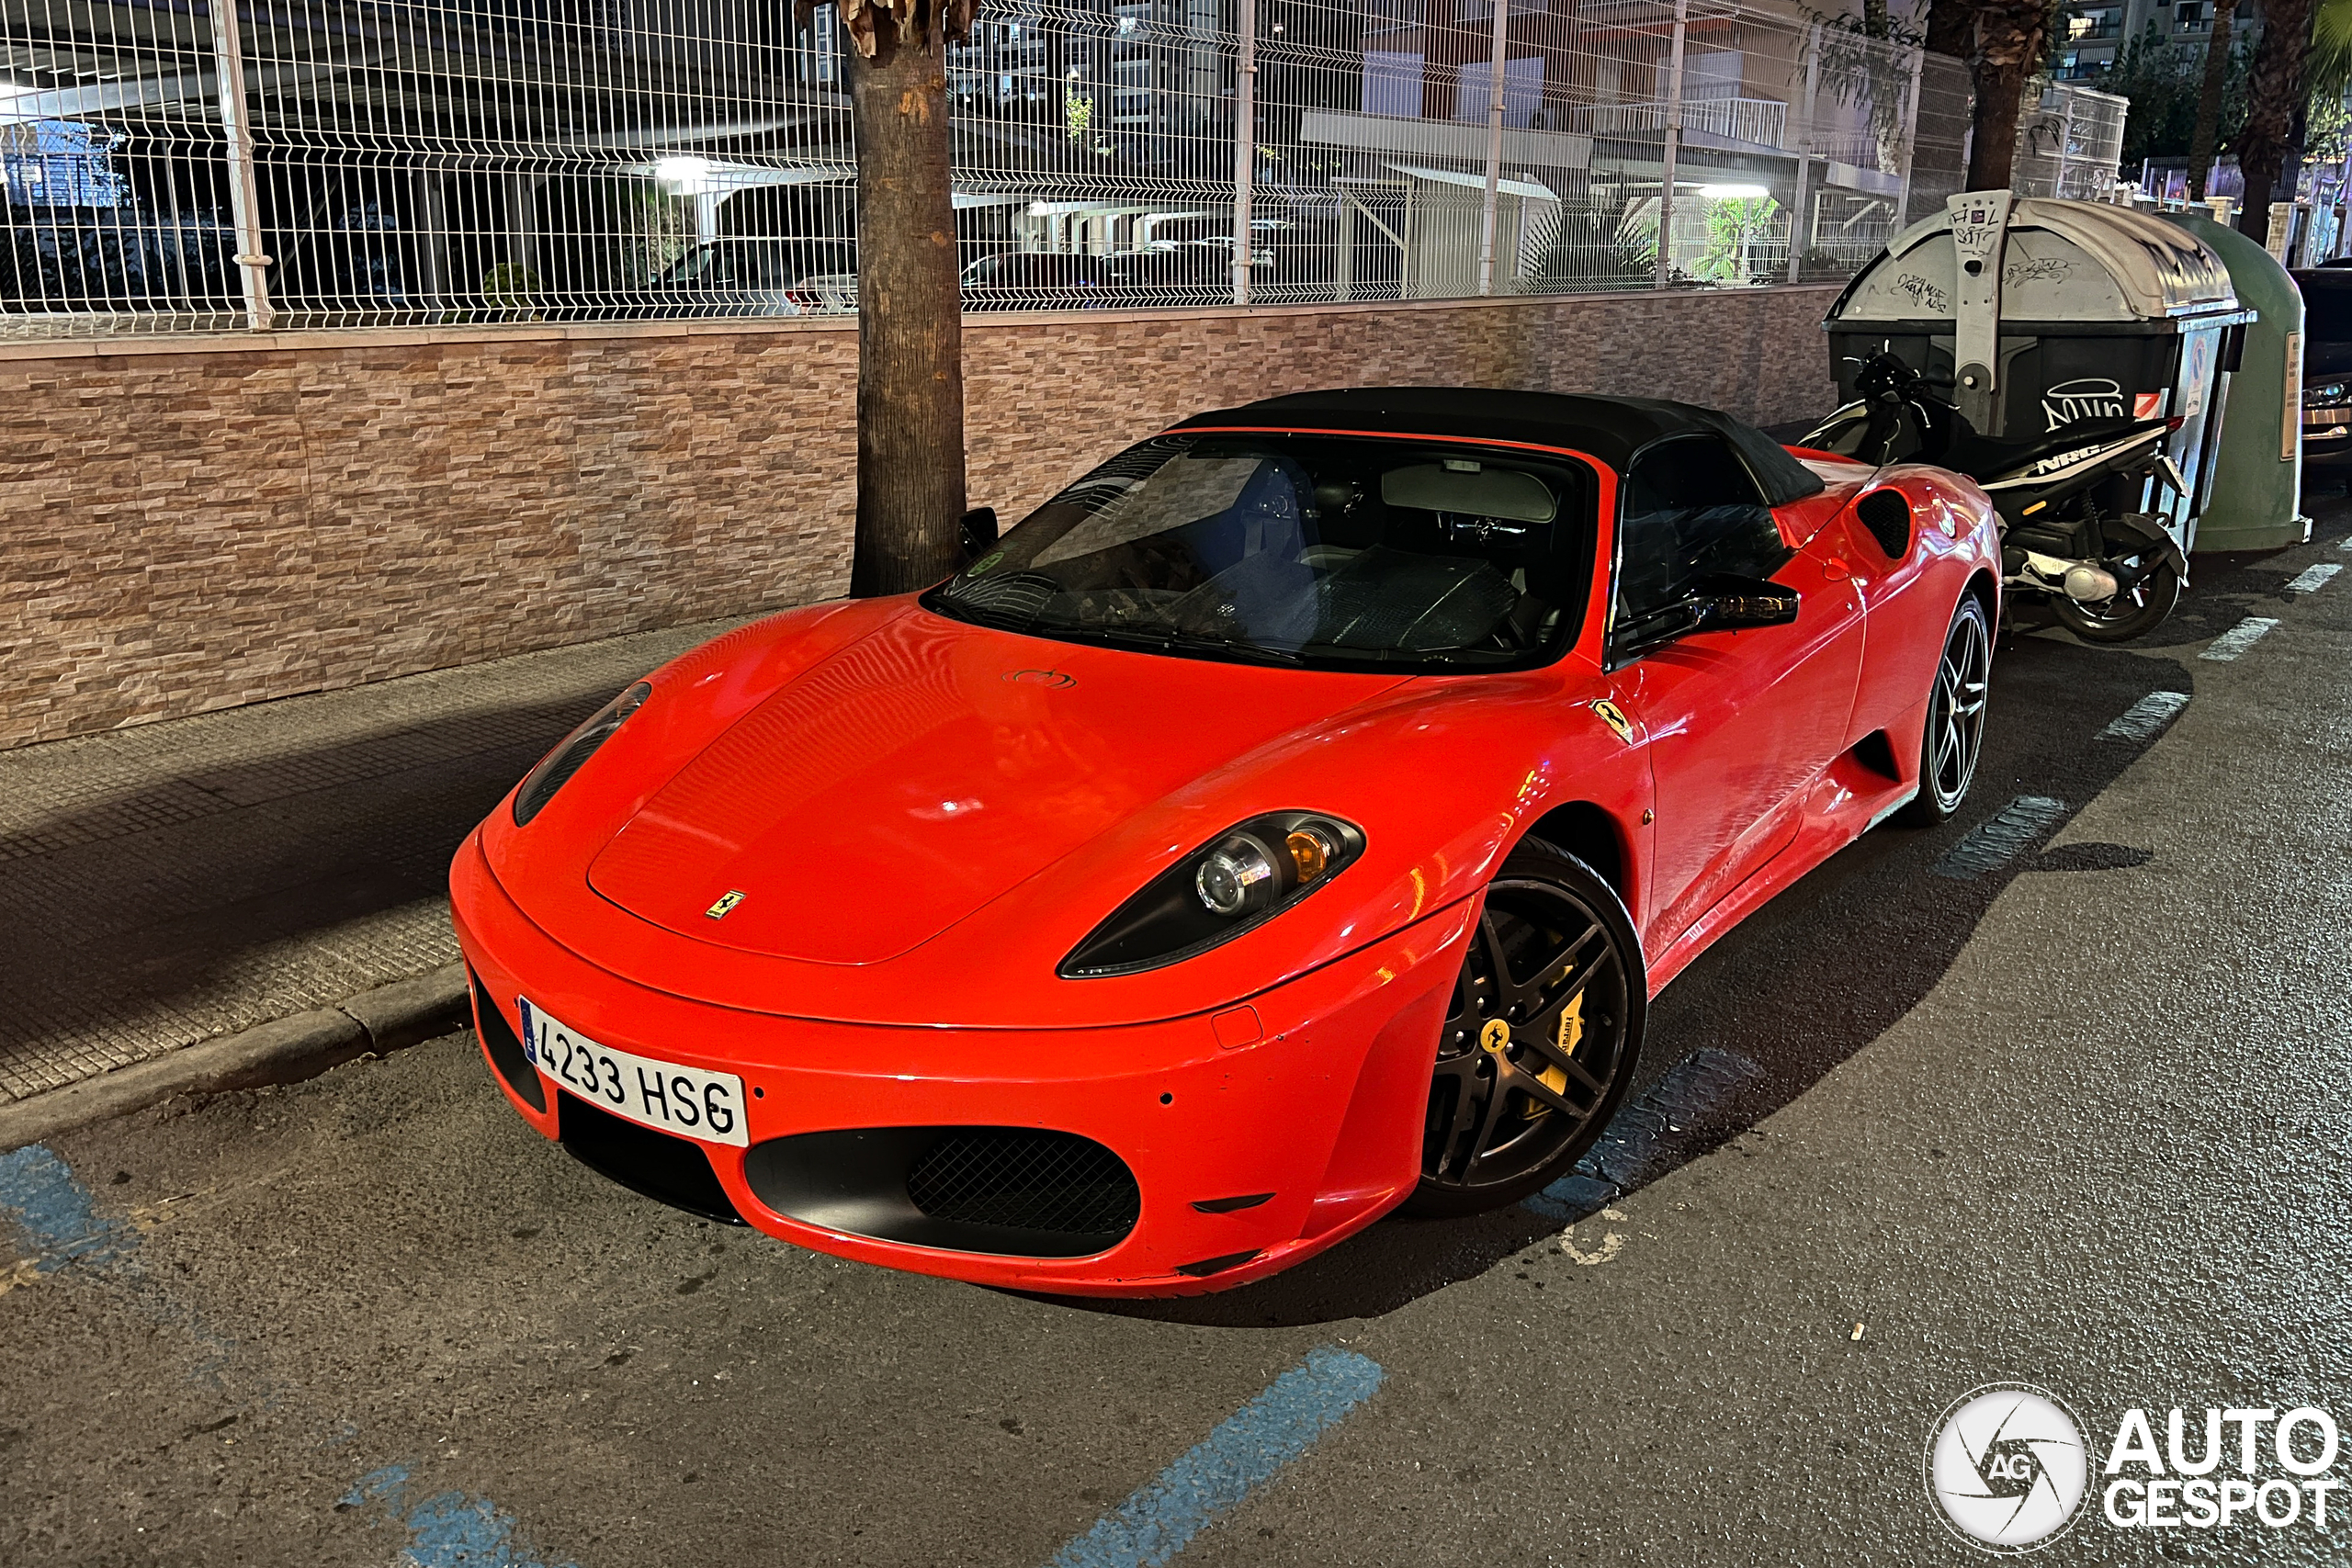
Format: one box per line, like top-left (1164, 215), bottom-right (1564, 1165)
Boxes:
top-left (1936, 417), bottom-right (2165, 483)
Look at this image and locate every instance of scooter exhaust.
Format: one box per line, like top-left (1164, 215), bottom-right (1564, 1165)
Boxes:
top-left (2063, 565), bottom-right (2120, 603)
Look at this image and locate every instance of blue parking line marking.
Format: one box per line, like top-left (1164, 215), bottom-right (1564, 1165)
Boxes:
top-left (344, 1465), bottom-right (578, 1568)
top-left (2200, 616), bottom-right (2280, 662)
top-left (0, 1144), bottom-right (132, 1275)
top-left (1523, 1046), bottom-right (1764, 1220)
top-left (1931, 795), bottom-right (2067, 880)
top-left (1046, 1347), bottom-right (1385, 1568)
top-left (2097, 691), bottom-right (2189, 744)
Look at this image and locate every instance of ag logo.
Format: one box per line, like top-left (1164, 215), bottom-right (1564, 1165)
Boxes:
top-left (1927, 1383), bottom-right (2088, 1553)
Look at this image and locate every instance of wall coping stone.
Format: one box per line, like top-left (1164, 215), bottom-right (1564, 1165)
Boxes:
top-left (0, 283), bottom-right (1845, 365)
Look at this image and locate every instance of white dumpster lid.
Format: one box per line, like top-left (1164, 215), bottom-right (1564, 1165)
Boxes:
top-left (1834, 197), bottom-right (2236, 324)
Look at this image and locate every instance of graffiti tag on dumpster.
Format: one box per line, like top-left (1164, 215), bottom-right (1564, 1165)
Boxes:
top-left (1891, 273), bottom-right (1948, 313)
top-left (2004, 254), bottom-right (2071, 287)
top-left (2041, 378), bottom-right (2128, 432)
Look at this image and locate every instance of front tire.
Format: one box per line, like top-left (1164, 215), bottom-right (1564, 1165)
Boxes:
top-left (1406, 840), bottom-right (1645, 1217)
top-left (1895, 592), bottom-right (1992, 827)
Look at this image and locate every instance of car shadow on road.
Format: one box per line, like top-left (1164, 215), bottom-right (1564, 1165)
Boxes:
top-left (1047, 502), bottom-right (2349, 1328)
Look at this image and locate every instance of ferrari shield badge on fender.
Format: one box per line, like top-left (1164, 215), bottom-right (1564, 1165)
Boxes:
top-left (705, 889), bottom-right (747, 920)
top-left (1590, 700), bottom-right (1634, 744)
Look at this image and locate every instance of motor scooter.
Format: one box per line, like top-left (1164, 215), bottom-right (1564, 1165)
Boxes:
top-left (1803, 353), bottom-right (2189, 642)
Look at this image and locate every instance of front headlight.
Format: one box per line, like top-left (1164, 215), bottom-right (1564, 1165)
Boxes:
top-left (511, 682), bottom-right (651, 826)
top-left (1059, 811), bottom-right (1365, 978)
top-left (2304, 381), bottom-right (2349, 408)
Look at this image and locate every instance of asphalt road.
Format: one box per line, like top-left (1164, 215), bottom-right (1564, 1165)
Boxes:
top-left (6, 498), bottom-right (2352, 1567)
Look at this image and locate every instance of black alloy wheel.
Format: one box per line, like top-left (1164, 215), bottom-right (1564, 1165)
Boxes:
top-left (2051, 549), bottom-right (2181, 644)
top-left (1407, 840), bottom-right (1645, 1216)
top-left (1897, 592), bottom-right (1992, 827)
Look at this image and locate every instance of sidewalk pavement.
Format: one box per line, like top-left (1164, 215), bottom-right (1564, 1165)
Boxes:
top-left (0, 615), bottom-right (746, 1123)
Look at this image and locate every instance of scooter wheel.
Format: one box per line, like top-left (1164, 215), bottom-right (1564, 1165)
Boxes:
top-left (2051, 556), bottom-right (2181, 644)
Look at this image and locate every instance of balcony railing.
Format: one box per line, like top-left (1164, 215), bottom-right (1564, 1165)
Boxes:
top-left (1577, 95), bottom-right (1789, 151)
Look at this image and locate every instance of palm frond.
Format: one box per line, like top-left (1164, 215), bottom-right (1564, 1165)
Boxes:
top-left (2311, 0), bottom-right (2352, 104)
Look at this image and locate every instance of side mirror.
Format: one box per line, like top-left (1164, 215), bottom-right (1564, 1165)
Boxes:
top-left (1617, 574), bottom-right (1800, 656)
top-left (958, 505), bottom-right (999, 562)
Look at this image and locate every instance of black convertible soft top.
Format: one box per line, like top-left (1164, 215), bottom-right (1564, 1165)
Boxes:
top-left (1172, 386), bottom-right (1827, 508)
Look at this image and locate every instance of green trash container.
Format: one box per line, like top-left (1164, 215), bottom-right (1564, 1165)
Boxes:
top-left (2162, 210), bottom-right (2312, 552)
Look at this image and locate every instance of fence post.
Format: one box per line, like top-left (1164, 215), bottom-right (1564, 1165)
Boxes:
top-left (1476, 0), bottom-right (1510, 297)
top-left (1892, 42), bottom-right (1926, 231)
top-left (1788, 21), bottom-right (1819, 284)
top-left (209, 0), bottom-right (273, 332)
top-left (1655, 0), bottom-right (1688, 288)
top-left (1232, 0), bottom-right (1256, 307)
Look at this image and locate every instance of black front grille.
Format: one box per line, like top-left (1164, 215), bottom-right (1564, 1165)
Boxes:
top-left (906, 1130), bottom-right (1141, 1238)
top-left (741, 1126), bottom-right (1143, 1258)
top-left (469, 971), bottom-right (545, 1112)
top-left (559, 1093), bottom-right (746, 1226)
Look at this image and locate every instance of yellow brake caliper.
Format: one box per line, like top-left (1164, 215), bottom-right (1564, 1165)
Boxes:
top-left (1480, 994), bottom-right (1582, 1113)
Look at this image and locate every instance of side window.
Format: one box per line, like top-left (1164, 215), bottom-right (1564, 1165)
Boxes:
top-left (1614, 435), bottom-right (1793, 629)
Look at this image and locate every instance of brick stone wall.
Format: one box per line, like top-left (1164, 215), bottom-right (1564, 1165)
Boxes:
top-left (0, 284), bottom-right (1841, 750)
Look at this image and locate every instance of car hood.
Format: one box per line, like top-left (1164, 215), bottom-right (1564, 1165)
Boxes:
top-left (585, 607), bottom-right (1409, 964)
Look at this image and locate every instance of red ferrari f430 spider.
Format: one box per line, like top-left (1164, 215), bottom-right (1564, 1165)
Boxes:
top-left (451, 388), bottom-right (1999, 1295)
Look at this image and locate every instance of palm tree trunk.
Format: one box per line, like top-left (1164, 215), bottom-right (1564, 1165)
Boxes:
top-left (1964, 0), bottom-right (2055, 191)
top-left (845, 1), bottom-right (974, 598)
top-left (2188, 0), bottom-right (2237, 200)
top-left (2236, 0), bottom-right (2318, 242)
top-left (1924, 0), bottom-right (1974, 59)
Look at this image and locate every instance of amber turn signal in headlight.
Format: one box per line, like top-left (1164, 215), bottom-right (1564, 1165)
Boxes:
top-left (1062, 812), bottom-right (1365, 978)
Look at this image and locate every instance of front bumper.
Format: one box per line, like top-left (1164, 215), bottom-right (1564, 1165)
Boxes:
top-left (2303, 408), bottom-right (2352, 465)
top-left (449, 833), bottom-right (1472, 1295)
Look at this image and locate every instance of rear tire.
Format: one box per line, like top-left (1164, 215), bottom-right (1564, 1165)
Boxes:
top-left (2051, 554), bottom-right (2181, 643)
top-left (1405, 840), bottom-right (1645, 1217)
top-left (1895, 593), bottom-right (1992, 828)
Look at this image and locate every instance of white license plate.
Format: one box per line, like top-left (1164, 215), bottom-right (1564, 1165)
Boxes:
top-left (516, 998), bottom-right (748, 1148)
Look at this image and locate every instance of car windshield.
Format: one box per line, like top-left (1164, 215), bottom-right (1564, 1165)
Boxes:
top-left (924, 433), bottom-right (1598, 671)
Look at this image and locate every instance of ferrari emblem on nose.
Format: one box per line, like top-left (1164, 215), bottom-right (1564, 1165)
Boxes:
top-left (1590, 700), bottom-right (1634, 744)
top-left (705, 890), bottom-right (746, 920)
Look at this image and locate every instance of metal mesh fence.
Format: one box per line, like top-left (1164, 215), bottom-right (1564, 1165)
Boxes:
top-left (0, 0), bottom-right (1963, 335)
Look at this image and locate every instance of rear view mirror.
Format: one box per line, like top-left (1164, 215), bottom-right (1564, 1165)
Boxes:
top-left (959, 506), bottom-right (1000, 562)
top-left (1617, 574), bottom-right (1801, 656)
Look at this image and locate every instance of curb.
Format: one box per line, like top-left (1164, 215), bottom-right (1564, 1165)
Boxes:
top-left (0, 962), bottom-right (471, 1152)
